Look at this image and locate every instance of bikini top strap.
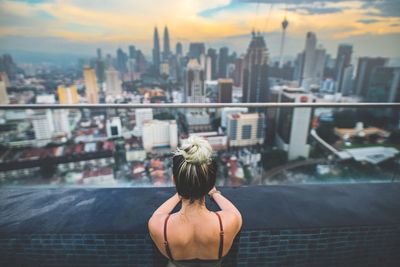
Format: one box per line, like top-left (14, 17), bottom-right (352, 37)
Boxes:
top-left (163, 214), bottom-right (174, 261)
top-left (215, 212), bottom-right (224, 259)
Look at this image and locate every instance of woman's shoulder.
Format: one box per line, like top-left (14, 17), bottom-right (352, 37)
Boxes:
top-left (214, 210), bottom-right (242, 236)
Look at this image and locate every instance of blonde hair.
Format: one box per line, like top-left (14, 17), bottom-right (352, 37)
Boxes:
top-left (172, 136), bottom-right (217, 203)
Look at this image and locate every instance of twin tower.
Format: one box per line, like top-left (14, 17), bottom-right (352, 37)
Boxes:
top-left (152, 26), bottom-right (171, 74)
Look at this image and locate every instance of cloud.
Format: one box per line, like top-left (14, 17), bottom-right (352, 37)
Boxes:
top-left (362, 0), bottom-right (400, 18)
top-left (357, 19), bottom-right (381, 24)
top-left (286, 6), bottom-right (344, 15)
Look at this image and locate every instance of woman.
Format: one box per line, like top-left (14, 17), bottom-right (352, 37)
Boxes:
top-left (148, 136), bottom-right (242, 267)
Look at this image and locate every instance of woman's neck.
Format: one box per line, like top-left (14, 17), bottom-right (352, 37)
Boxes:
top-left (179, 197), bottom-right (210, 217)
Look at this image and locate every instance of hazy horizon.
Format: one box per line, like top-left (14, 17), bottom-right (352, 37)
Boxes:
top-left (1, 0), bottom-right (400, 64)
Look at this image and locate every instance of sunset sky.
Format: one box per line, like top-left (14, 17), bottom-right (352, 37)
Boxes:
top-left (0, 0), bottom-right (400, 60)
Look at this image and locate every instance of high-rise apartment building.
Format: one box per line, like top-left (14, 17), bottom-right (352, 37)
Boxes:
top-left (57, 85), bottom-right (79, 104)
top-left (242, 32), bottom-right (270, 103)
top-left (83, 67), bottom-right (99, 104)
top-left (142, 120), bottom-right (178, 152)
top-left (227, 113), bottom-right (265, 147)
top-left (184, 59), bottom-right (205, 103)
top-left (105, 69), bottom-right (122, 97)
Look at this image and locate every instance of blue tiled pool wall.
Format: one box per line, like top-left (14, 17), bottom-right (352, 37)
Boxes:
top-left (1, 225), bottom-right (399, 267)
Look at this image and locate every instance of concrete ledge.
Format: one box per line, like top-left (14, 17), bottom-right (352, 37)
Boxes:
top-left (0, 183), bottom-right (400, 266)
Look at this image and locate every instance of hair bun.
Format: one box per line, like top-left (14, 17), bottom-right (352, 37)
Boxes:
top-left (175, 136), bottom-right (212, 164)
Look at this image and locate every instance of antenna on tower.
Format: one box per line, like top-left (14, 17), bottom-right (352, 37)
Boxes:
top-left (279, 12), bottom-right (289, 68)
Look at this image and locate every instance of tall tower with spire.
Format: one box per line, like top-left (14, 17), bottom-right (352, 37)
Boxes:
top-left (279, 17), bottom-right (289, 68)
top-left (163, 26), bottom-right (171, 61)
top-left (152, 27), bottom-right (160, 75)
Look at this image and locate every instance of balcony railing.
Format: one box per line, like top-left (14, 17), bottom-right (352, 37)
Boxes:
top-left (1, 103), bottom-right (399, 188)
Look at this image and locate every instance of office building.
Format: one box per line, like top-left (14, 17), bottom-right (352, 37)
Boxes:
top-left (366, 67), bottom-right (400, 102)
top-left (153, 27), bottom-right (161, 75)
top-left (355, 57), bottom-right (387, 98)
top-left (184, 111), bottom-right (212, 133)
top-left (83, 67), bottom-right (99, 104)
top-left (106, 117), bottom-right (122, 138)
top-left (184, 59), bottom-right (205, 103)
top-left (176, 42), bottom-right (183, 56)
top-left (129, 45), bottom-right (136, 59)
top-left (334, 44), bottom-right (353, 93)
top-left (242, 31), bottom-right (270, 103)
top-left (218, 79), bottom-right (233, 103)
top-left (207, 48), bottom-right (218, 80)
top-left (57, 85), bottom-right (79, 104)
top-left (116, 48), bottom-right (128, 74)
top-left (218, 47), bottom-right (229, 78)
top-left (274, 87), bottom-right (314, 160)
top-left (163, 26), bottom-right (171, 61)
top-left (142, 120), bottom-right (178, 152)
top-left (188, 43), bottom-right (205, 61)
top-left (105, 69), bottom-right (122, 97)
top-left (301, 32), bottom-right (326, 91)
top-left (227, 113), bottom-right (265, 147)
top-left (341, 65), bottom-right (354, 96)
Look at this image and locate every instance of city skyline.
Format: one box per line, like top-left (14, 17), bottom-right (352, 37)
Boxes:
top-left (0, 0), bottom-right (400, 61)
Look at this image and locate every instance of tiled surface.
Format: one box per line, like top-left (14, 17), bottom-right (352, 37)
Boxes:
top-left (1, 225), bottom-right (399, 267)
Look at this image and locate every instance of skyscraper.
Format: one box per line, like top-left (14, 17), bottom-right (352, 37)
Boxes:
top-left (366, 67), bottom-right (400, 102)
top-left (116, 48), bottom-right (128, 74)
top-left (153, 27), bottom-right (161, 75)
top-left (218, 79), bottom-right (233, 103)
top-left (57, 85), bottom-right (79, 104)
top-left (207, 48), bottom-right (218, 80)
top-left (242, 32), bottom-right (270, 103)
top-left (188, 43), bottom-right (205, 61)
top-left (301, 32), bottom-right (326, 91)
top-left (176, 42), bottom-right (183, 56)
top-left (355, 57), bottom-right (387, 98)
top-left (334, 44), bottom-right (353, 93)
top-left (106, 69), bottom-right (123, 97)
top-left (129, 45), bottom-right (136, 59)
top-left (184, 59), bottom-right (205, 103)
top-left (218, 47), bottom-right (229, 78)
top-left (96, 48), bottom-right (102, 60)
top-left (163, 26), bottom-right (171, 61)
top-left (83, 67), bottom-right (99, 104)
